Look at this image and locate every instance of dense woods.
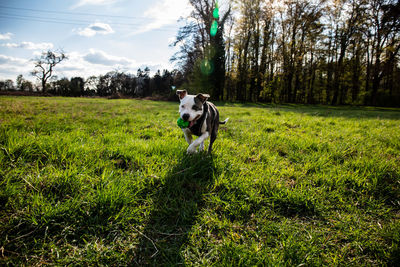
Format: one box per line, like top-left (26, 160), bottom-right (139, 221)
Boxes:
top-left (173, 0), bottom-right (400, 106)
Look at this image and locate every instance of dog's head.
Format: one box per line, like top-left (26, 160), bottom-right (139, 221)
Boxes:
top-left (177, 90), bottom-right (209, 123)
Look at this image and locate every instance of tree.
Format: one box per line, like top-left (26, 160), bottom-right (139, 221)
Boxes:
top-left (16, 74), bottom-right (24, 90)
top-left (4, 79), bottom-right (15, 90)
top-left (31, 50), bottom-right (67, 93)
top-left (15, 74), bottom-right (34, 91)
top-left (171, 0), bottom-right (231, 100)
top-left (85, 76), bottom-right (99, 96)
top-left (70, 77), bottom-right (85, 96)
top-left (151, 70), bottom-right (163, 94)
top-left (327, 0), bottom-right (364, 105)
top-left (367, 0), bottom-right (400, 105)
top-left (53, 78), bottom-right (70, 95)
top-left (0, 80), bottom-right (14, 90)
top-left (135, 68), bottom-right (150, 96)
top-left (97, 73), bottom-right (113, 96)
top-left (170, 0), bottom-right (400, 107)
top-left (233, 0), bottom-right (258, 101)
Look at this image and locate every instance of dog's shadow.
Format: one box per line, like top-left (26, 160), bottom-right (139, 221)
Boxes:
top-left (133, 152), bottom-right (216, 265)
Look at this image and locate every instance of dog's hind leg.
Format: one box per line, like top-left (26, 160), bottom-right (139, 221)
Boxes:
top-left (208, 124), bottom-right (218, 154)
top-left (208, 133), bottom-right (216, 153)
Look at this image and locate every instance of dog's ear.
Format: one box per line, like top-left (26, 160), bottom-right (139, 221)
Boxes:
top-left (195, 93), bottom-right (210, 103)
top-left (176, 90), bottom-right (187, 100)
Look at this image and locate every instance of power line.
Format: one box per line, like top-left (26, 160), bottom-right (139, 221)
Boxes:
top-left (0, 12), bottom-right (95, 25)
top-left (0, 14), bottom-right (82, 26)
top-left (0, 4), bottom-right (185, 33)
top-left (0, 14), bottom-right (179, 33)
top-left (0, 4), bottom-right (182, 22)
top-left (0, 12), bottom-right (180, 30)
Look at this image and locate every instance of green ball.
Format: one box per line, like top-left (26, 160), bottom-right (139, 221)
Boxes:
top-left (177, 117), bottom-right (189, 128)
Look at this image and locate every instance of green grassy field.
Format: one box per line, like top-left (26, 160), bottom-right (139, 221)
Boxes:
top-left (0, 96), bottom-right (399, 266)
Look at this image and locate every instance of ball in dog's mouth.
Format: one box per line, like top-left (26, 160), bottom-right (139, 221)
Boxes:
top-left (177, 118), bottom-right (189, 128)
top-left (178, 115), bottom-right (201, 128)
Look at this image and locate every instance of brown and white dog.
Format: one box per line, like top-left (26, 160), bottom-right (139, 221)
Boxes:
top-left (177, 90), bottom-right (228, 154)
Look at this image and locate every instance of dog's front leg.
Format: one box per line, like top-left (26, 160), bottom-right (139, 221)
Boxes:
top-left (199, 142), bottom-right (204, 152)
top-left (183, 128), bottom-right (193, 145)
top-left (187, 132), bottom-right (209, 154)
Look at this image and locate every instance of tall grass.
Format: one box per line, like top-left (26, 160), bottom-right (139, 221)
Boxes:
top-left (1, 96), bottom-right (399, 265)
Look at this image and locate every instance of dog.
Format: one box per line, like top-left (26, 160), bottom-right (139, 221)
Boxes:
top-left (177, 90), bottom-right (228, 154)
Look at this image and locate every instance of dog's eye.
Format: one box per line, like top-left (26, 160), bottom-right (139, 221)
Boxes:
top-left (192, 105), bottom-right (202, 111)
top-left (181, 105), bottom-right (185, 108)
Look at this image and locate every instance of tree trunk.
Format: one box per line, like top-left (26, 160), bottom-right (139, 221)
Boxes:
top-left (42, 80), bottom-right (47, 93)
top-left (351, 43), bottom-right (361, 103)
top-left (250, 21), bottom-right (260, 102)
top-left (332, 42), bottom-right (346, 105)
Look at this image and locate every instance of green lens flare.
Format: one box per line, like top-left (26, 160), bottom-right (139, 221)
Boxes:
top-left (200, 59), bottom-right (214, 75)
top-left (210, 20), bottom-right (218, 36)
top-left (213, 7), bottom-right (219, 19)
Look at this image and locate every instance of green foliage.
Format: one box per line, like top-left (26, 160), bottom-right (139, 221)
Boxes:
top-left (174, 0), bottom-right (400, 106)
top-left (0, 97), bottom-right (399, 265)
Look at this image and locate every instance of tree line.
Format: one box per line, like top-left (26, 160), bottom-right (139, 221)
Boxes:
top-left (48, 68), bottom-right (184, 98)
top-left (173, 0), bottom-right (400, 107)
top-left (1, 67), bottom-right (185, 99)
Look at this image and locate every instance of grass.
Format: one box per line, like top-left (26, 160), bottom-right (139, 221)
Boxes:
top-left (0, 96), bottom-right (399, 266)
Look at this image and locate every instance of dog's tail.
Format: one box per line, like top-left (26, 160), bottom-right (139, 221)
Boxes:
top-left (219, 118), bottom-right (229, 125)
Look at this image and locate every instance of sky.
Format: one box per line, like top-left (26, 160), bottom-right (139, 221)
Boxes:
top-left (0, 0), bottom-right (193, 83)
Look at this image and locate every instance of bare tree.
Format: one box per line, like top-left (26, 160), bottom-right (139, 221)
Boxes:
top-left (31, 50), bottom-right (67, 93)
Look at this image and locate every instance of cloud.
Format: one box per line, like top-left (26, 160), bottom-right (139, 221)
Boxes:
top-left (71, 0), bottom-right (119, 9)
top-left (0, 49), bottom-right (173, 81)
top-left (0, 54), bottom-right (27, 65)
top-left (83, 49), bottom-right (134, 66)
top-left (66, 49), bottom-right (168, 76)
top-left (0, 32), bottom-right (13, 40)
top-left (1, 41), bottom-right (54, 50)
top-left (76, 23), bottom-right (114, 37)
top-left (133, 0), bottom-right (192, 35)
top-left (54, 50), bottom-right (135, 79)
top-left (0, 54), bottom-right (32, 79)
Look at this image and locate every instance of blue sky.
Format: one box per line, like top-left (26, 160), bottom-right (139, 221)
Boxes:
top-left (0, 0), bottom-right (192, 82)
